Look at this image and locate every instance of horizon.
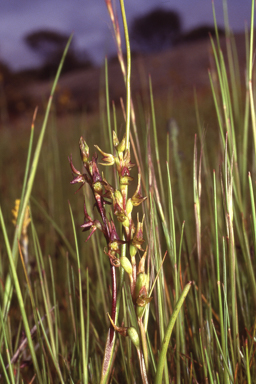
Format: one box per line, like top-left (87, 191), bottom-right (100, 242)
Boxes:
top-left (0, 0), bottom-right (253, 72)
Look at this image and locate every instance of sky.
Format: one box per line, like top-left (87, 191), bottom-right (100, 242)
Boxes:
top-left (0, 0), bottom-right (253, 71)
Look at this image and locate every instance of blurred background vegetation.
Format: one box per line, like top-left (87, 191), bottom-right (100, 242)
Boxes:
top-left (0, 7), bottom-right (225, 119)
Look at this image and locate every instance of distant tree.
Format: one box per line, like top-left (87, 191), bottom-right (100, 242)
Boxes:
top-left (175, 25), bottom-right (225, 45)
top-left (130, 8), bottom-right (181, 53)
top-left (25, 30), bottom-right (70, 58)
top-left (24, 29), bottom-right (92, 79)
top-left (0, 61), bottom-right (11, 79)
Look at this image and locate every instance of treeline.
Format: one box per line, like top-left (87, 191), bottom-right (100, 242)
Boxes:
top-left (0, 7), bottom-right (223, 117)
top-left (130, 8), bottom-right (223, 53)
top-left (1, 7), bottom-right (223, 78)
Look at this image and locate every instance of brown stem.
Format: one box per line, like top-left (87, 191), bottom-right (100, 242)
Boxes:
top-left (138, 317), bottom-right (148, 371)
top-left (136, 348), bottom-right (149, 384)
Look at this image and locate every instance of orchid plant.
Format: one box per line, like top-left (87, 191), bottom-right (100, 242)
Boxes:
top-left (69, 132), bottom-right (151, 382)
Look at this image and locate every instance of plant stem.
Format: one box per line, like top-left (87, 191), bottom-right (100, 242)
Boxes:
top-left (110, 265), bottom-right (117, 342)
top-left (119, 0), bottom-right (131, 151)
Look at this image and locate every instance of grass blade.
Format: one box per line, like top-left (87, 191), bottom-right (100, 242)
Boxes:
top-left (154, 282), bottom-right (192, 384)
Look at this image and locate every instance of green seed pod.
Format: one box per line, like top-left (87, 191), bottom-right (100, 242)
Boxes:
top-left (114, 190), bottom-right (123, 205)
top-left (135, 273), bottom-right (150, 318)
top-left (126, 198), bottom-right (133, 215)
top-left (127, 327), bottom-right (140, 349)
top-left (136, 305), bottom-right (144, 319)
top-left (135, 273), bottom-right (149, 299)
top-left (120, 256), bottom-right (132, 275)
top-left (129, 244), bottom-right (137, 258)
top-left (122, 217), bottom-right (130, 228)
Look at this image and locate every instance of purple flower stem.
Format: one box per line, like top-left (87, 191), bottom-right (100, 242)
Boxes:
top-left (110, 264), bottom-right (117, 342)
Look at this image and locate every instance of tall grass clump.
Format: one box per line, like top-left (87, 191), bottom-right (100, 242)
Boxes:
top-left (1, 0), bottom-right (256, 383)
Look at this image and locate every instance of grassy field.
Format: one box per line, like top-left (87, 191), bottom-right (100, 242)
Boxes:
top-left (1, 1), bottom-right (256, 383)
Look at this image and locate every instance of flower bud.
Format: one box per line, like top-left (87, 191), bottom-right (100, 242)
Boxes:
top-left (113, 131), bottom-right (119, 148)
top-left (127, 327), bottom-right (140, 349)
top-left (120, 175), bottom-right (133, 186)
top-left (79, 137), bottom-right (89, 164)
top-left (93, 181), bottom-right (103, 195)
top-left (109, 241), bottom-right (119, 252)
top-left (120, 256), bottom-right (132, 275)
top-left (117, 135), bottom-right (126, 153)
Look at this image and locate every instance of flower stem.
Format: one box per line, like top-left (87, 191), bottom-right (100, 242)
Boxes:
top-left (110, 264), bottom-right (117, 342)
top-left (119, 0), bottom-right (131, 151)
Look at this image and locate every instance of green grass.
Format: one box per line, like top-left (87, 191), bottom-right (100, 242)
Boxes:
top-left (1, 0), bottom-right (256, 383)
